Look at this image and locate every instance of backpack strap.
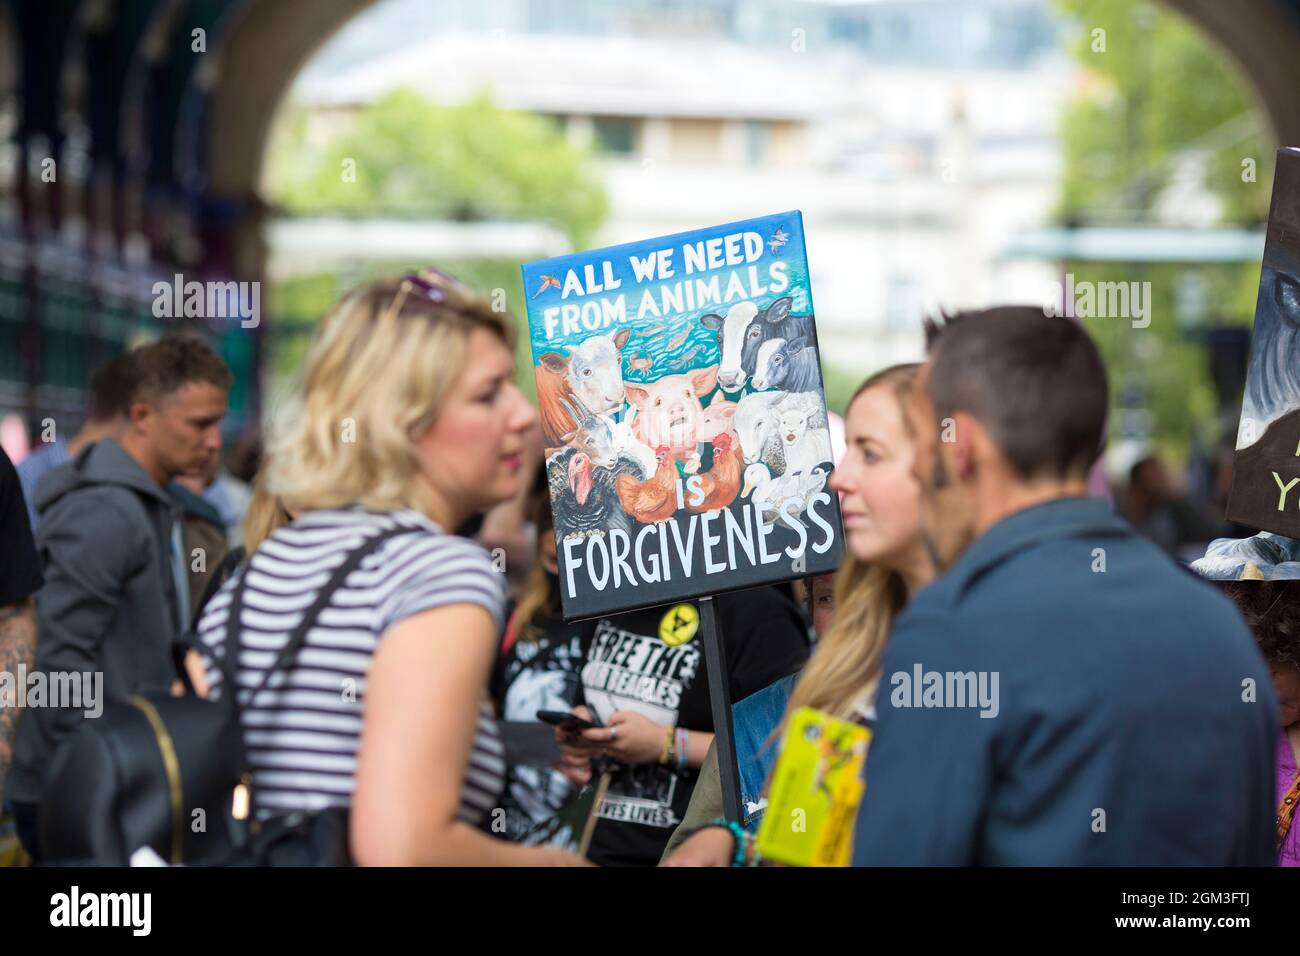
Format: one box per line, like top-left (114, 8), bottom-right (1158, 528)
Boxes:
top-left (222, 524), bottom-right (413, 711)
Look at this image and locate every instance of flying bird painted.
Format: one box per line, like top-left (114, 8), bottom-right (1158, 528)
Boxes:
top-left (768, 228), bottom-right (789, 255)
top-left (532, 274), bottom-right (562, 298)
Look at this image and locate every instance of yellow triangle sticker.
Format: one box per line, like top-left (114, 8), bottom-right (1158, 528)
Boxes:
top-left (659, 603), bottom-right (699, 646)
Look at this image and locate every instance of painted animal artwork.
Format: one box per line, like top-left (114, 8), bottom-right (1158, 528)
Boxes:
top-left (522, 210), bottom-right (844, 618)
top-left (753, 336), bottom-right (821, 393)
top-left (625, 365), bottom-right (720, 460)
top-left (537, 328), bottom-right (632, 446)
top-left (1228, 147), bottom-right (1300, 539)
top-left (699, 296), bottom-right (815, 394)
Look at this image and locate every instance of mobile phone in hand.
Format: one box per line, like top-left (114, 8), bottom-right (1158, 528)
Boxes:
top-left (536, 709), bottom-right (603, 731)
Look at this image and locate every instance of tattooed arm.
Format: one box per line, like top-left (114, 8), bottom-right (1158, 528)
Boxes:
top-left (0, 597), bottom-right (37, 797)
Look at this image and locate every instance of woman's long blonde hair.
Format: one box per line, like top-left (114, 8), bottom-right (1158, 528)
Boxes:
top-left (242, 472), bottom-right (292, 553)
top-left (266, 274), bottom-right (514, 516)
top-left (778, 363), bottom-right (920, 728)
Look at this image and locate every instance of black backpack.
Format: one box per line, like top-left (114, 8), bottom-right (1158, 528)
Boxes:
top-left (38, 526), bottom-right (408, 866)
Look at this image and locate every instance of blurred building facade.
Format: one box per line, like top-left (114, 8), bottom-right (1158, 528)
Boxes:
top-left (4, 0), bottom-right (1300, 448)
top-left (282, 0), bottom-right (1069, 374)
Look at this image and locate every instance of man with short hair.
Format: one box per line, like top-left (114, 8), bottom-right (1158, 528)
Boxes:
top-left (16, 352), bottom-right (137, 533)
top-left (853, 307), bottom-right (1277, 865)
top-left (7, 336), bottom-right (231, 860)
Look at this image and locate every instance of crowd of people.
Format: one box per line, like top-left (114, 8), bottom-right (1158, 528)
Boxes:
top-left (0, 271), bottom-right (1296, 867)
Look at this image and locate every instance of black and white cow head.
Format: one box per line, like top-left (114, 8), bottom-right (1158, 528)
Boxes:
top-left (699, 296), bottom-right (794, 393)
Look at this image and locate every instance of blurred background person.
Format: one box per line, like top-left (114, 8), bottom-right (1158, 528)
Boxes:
top-left (7, 336), bottom-right (230, 862)
top-left (200, 452), bottom-right (254, 551)
top-left (1221, 581), bottom-right (1300, 867)
top-left (16, 353), bottom-right (136, 535)
top-left (664, 363), bottom-right (932, 865)
top-left (554, 580), bottom-right (809, 867)
top-left (217, 431), bottom-right (266, 549)
top-left (173, 447), bottom-right (232, 621)
top-left (490, 465), bottom-right (591, 840)
top-left (1122, 453), bottom-right (1227, 562)
top-left (477, 424), bottom-right (545, 601)
top-left (853, 307), bottom-right (1277, 866)
top-left (498, 455), bottom-right (811, 864)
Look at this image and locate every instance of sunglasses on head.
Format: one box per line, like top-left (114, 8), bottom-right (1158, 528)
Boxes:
top-left (379, 268), bottom-right (469, 323)
top-left (403, 268), bottom-right (466, 301)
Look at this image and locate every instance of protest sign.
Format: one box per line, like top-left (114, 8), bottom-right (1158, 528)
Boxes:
top-left (1229, 147), bottom-right (1300, 538)
top-left (522, 211), bottom-right (843, 620)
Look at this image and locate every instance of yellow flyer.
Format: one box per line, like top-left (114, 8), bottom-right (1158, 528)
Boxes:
top-left (754, 706), bottom-right (871, 867)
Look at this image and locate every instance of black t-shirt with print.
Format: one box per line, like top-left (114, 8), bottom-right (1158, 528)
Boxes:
top-left (577, 585), bottom-right (810, 867)
top-left (491, 583), bottom-right (596, 840)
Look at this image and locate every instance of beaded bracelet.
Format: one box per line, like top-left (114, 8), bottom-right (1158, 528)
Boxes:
top-left (659, 725), bottom-right (674, 765)
top-left (676, 728), bottom-right (689, 770)
top-left (704, 818), bottom-right (748, 867)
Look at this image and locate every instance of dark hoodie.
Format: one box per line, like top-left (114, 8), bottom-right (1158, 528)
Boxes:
top-left (7, 437), bottom-right (186, 806)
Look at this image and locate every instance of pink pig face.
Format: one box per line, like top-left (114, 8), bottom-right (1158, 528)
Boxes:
top-left (697, 397), bottom-right (737, 443)
top-left (624, 364), bottom-right (719, 456)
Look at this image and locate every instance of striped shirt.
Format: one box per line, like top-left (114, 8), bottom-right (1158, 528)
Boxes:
top-left (196, 507), bottom-right (507, 826)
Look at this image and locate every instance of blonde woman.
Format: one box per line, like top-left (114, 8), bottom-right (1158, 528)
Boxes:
top-left (663, 363), bottom-right (932, 866)
top-left (194, 272), bottom-right (585, 865)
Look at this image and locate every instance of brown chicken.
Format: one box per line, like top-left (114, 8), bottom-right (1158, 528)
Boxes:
top-left (617, 446), bottom-right (679, 524)
top-left (686, 432), bottom-right (743, 513)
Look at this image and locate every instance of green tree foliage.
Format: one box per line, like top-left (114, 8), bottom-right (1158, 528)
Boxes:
top-left (1053, 0), bottom-right (1274, 457)
top-left (1056, 0), bottom-right (1272, 226)
top-left (262, 89), bottom-right (612, 403)
top-left (268, 89), bottom-right (608, 249)
top-left (263, 90), bottom-right (864, 416)
top-left (267, 262), bottom-right (538, 403)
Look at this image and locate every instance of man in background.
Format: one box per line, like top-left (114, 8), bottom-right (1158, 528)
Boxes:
top-left (1124, 453), bottom-right (1226, 561)
top-left (15, 352), bottom-right (136, 534)
top-left (853, 307), bottom-right (1277, 865)
top-left (7, 336), bottom-right (230, 860)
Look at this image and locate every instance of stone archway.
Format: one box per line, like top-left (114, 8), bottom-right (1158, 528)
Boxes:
top-left (194, 0), bottom-right (1300, 423)
top-left (208, 0), bottom-right (378, 199)
top-left (202, 0), bottom-right (376, 418)
top-left (1161, 0), bottom-right (1300, 146)
top-left (203, 0), bottom-right (1300, 262)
